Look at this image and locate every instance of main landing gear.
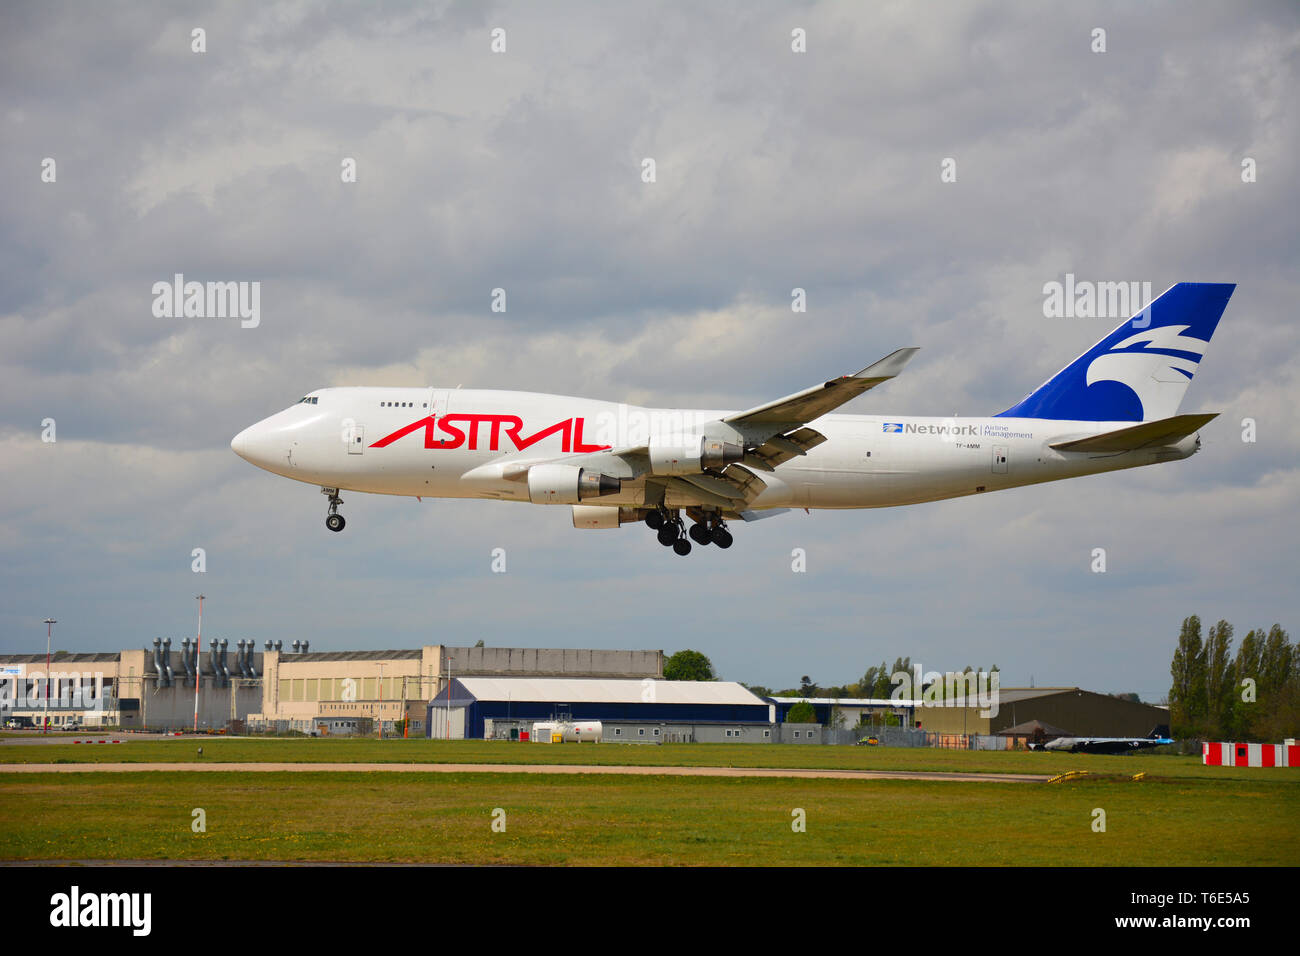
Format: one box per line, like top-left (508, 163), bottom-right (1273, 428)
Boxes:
top-left (644, 509), bottom-right (732, 555)
top-left (322, 487), bottom-right (346, 532)
top-left (689, 513), bottom-right (732, 549)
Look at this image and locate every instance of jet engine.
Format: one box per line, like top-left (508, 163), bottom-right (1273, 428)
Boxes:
top-left (647, 436), bottom-right (743, 475)
top-left (527, 464), bottom-right (621, 505)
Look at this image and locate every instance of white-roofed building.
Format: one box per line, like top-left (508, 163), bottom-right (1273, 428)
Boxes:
top-left (427, 677), bottom-right (775, 742)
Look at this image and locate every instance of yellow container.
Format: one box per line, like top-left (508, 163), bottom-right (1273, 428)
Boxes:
top-left (551, 733), bottom-right (563, 744)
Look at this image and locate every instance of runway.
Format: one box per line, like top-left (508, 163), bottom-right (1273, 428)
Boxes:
top-left (0, 762), bottom-right (1049, 783)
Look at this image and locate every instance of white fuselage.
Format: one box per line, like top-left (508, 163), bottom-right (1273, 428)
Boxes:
top-left (231, 386), bottom-right (1199, 511)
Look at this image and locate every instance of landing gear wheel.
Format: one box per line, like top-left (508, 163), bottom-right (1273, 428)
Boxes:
top-left (712, 527), bottom-right (733, 549)
top-left (673, 538), bottom-right (692, 556)
top-left (645, 510), bottom-right (665, 530)
top-left (657, 525), bottom-right (678, 546)
top-left (689, 523), bottom-right (712, 545)
top-left (322, 487), bottom-right (346, 532)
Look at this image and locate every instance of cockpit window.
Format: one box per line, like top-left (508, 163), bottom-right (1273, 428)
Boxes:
top-left (296, 397), bottom-right (319, 404)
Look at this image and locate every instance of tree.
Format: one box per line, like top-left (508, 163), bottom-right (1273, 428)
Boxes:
top-left (1256, 624), bottom-right (1298, 740)
top-left (1232, 628), bottom-right (1264, 738)
top-left (798, 675), bottom-right (817, 697)
top-left (785, 700), bottom-right (816, 723)
top-left (1204, 620), bottom-right (1235, 739)
top-left (664, 650), bottom-right (715, 681)
top-left (1259, 624), bottom-right (1295, 701)
top-left (1169, 615), bottom-right (1207, 737)
top-left (871, 661), bottom-right (891, 699)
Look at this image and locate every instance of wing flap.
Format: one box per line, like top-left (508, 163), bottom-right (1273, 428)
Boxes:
top-left (749, 427), bottom-right (827, 468)
top-left (677, 473), bottom-right (747, 500)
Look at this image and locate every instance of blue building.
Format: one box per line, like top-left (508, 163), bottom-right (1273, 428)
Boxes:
top-left (427, 677), bottom-right (773, 740)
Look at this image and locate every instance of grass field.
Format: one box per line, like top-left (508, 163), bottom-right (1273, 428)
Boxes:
top-left (1, 740), bottom-right (1297, 864)
top-left (0, 736), bottom-right (1286, 782)
top-left (2, 768), bottom-right (1296, 865)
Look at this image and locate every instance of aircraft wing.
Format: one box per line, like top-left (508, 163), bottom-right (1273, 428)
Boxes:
top-left (725, 348), bottom-right (919, 434)
top-left (481, 349), bottom-right (918, 513)
top-left (714, 347), bottom-right (919, 471)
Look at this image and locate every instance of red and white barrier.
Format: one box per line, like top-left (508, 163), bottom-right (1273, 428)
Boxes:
top-left (72, 738), bottom-right (123, 744)
top-left (1203, 742), bottom-right (1299, 767)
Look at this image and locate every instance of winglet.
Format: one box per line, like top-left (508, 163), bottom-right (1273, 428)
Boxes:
top-left (854, 347), bottom-right (920, 382)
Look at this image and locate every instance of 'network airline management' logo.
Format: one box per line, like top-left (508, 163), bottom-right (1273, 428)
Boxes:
top-left (883, 422), bottom-right (978, 436)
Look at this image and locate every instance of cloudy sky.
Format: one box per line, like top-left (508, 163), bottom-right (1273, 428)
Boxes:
top-left (3, 1), bottom-right (1297, 700)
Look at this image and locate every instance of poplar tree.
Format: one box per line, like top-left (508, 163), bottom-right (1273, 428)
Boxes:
top-left (1204, 620), bottom-right (1236, 738)
top-left (1232, 628), bottom-right (1264, 738)
top-left (1169, 615), bottom-right (1207, 736)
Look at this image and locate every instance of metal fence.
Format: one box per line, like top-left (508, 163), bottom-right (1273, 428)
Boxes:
top-left (849, 725), bottom-right (931, 748)
top-left (843, 727), bottom-right (1023, 749)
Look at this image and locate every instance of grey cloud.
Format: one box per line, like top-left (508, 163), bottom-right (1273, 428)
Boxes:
top-left (2, 1), bottom-right (1297, 699)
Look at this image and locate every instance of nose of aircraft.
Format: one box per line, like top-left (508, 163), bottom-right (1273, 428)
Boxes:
top-left (230, 427), bottom-right (251, 460)
top-left (232, 403), bottom-right (320, 472)
top-left (230, 422), bottom-right (280, 469)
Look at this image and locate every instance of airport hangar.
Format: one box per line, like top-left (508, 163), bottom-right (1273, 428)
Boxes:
top-left (1, 644), bottom-right (1166, 742)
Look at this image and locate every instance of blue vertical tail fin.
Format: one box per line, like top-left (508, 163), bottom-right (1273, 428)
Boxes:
top-left (997, 282), bottom-right (1234, 422)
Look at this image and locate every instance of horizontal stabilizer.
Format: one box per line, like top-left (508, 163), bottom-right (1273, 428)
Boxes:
top-left (1049, 413), bottom-right (1217, 453)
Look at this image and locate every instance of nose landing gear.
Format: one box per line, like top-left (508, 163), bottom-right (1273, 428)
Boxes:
top-left (322, 488), bottom-right (346, 532)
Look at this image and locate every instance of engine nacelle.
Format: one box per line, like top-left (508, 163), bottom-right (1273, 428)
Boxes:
top-left (527, 464), bottom-right (620, 505)
top-left (648, 436), bottom-right (743, 475)
top-left (572, 505), bottom-right (642, 529)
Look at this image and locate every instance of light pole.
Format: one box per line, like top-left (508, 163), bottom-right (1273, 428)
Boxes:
top-left (42, 619), bottom-right (56, 734)
top-left (194, 595), bottom-right (204, 733)
top-left (376, 662), bottom-right (385, 739)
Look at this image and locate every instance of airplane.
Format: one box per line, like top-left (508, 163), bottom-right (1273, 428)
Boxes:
top-left (1031, 733), bottom-right (1174, 754)
top-left (231, 282), bottom-right (1234, 555)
